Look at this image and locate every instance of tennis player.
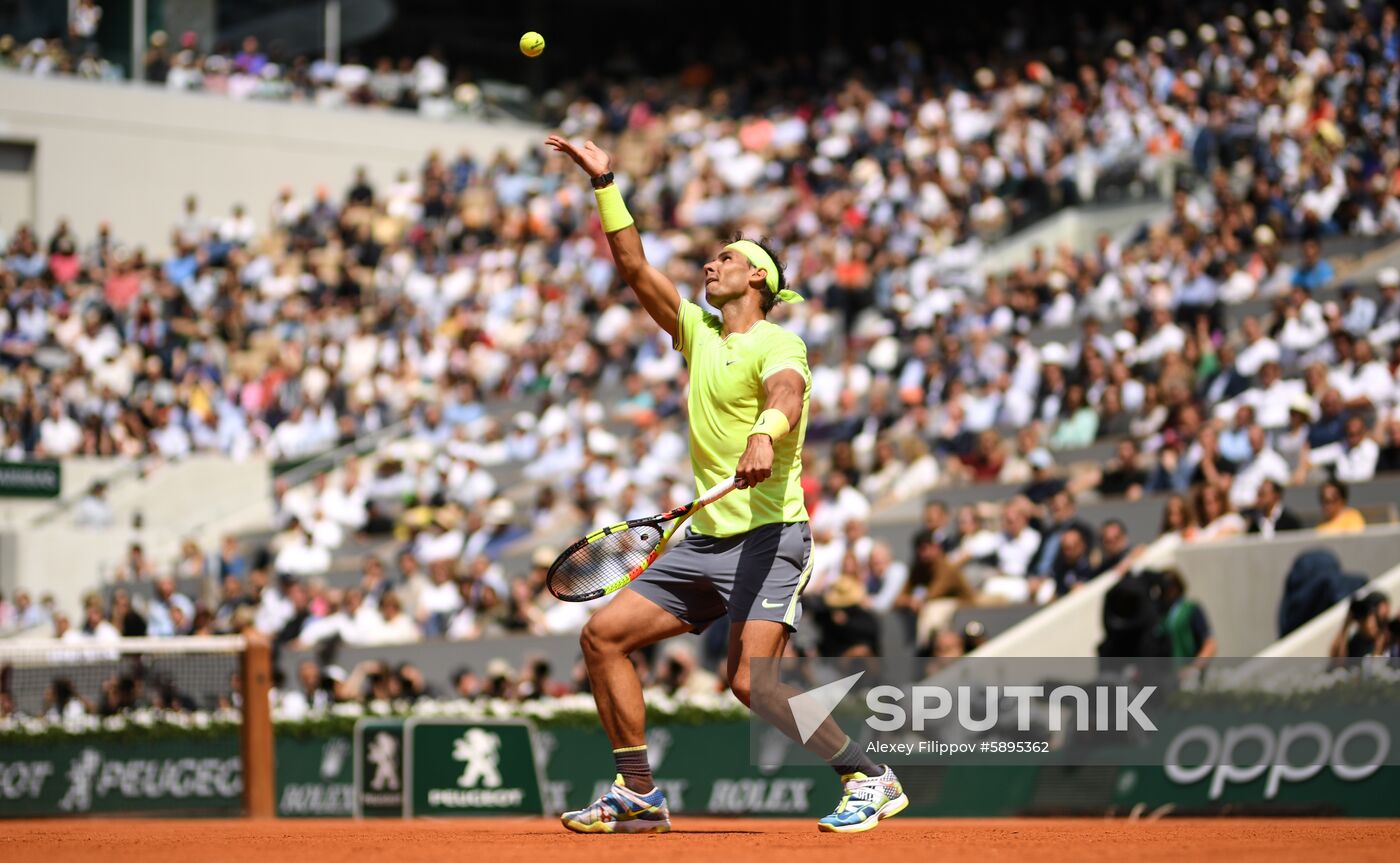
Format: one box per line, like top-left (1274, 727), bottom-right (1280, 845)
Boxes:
top-left (546, 135), bottom-right (907, 834)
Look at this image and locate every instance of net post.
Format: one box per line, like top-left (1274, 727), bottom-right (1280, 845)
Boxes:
top-left (240, 632), bottom-right (276, 818)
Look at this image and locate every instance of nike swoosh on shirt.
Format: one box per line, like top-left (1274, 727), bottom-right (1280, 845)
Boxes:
top-left (761, 598), bottom-right (785, 609)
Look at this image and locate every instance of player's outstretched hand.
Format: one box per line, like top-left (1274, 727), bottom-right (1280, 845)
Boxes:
top-left (735, 435), bottom-right (775, 490)
top-left (545, 135), bottom-right (612, 179)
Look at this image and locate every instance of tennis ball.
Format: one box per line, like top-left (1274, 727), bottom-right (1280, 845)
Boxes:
top-left (519, 31), bottom-right (545, 58)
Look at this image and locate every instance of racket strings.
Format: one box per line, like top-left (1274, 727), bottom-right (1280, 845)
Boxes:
top-left (549, 524), bottom-right (664, 600)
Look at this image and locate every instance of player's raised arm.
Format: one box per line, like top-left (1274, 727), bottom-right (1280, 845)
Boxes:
top-left (546, 134), bottom-right (681, 339)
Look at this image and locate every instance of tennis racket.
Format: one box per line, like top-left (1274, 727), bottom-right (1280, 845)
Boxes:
top-left (547, 475), bottom-right (739, 602)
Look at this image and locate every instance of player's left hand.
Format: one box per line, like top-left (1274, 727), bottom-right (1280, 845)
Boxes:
top-left (735, 435), bottom-right (775, 489)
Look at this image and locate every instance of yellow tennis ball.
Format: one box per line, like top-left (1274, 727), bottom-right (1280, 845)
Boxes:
top-left (519, 31), bottom-right (545, 58)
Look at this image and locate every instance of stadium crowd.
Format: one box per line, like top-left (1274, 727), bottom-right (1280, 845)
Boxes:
top-left (4, 0), bottom-right (1400, 705)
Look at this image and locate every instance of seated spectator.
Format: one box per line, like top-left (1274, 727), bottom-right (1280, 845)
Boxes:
top-left (813, 551), bottom-right (881, 657)
top-left (1244, 478), bottom-right (1303, 537)
top-left (278, 660), bottom-right (332, 719)
top-left (1316, 479), bottom-right (1366, 535)
top-left (975, 498), bottom-right (1048, 605)
top-left (1158, 492), bottom-right (1198, 542)
top-left (273, 522), bottom-right (332, 577)
top-left (897, 533), bottom-right (975, 652)
top-left (952, 428), bottom-right (1009, 484)
top-left (864, 542), bottom-right (908, 614)
top-left (1191, 483), bottom-right (1246, 542)
top-left (360, 590), bottom-right (421, 644)
top-left (1031, 489), bottom-right (1094, 579)
top-left (74, 480), bottom-right (114, 528)
top-left (1290, 239), bottom-right (1334, 293)
top-left (1020, 448), bottom-right (1066, 504)
top-left (1049, 526), bottom-right (1095, 597)
top-left (1229, 425), bottom-right (1291, 511)
top-left (1093, 438), bottom-right (1148, 499)
top-left (1307, 389), bottom-right (1348, 449)
top-left (1093, 518), bottom-right (1140, 578)
top-left (1303, 414), bottom-right (1380, 483)
top-left (146, 576), bottom-right (194, 637)
top-left (1048, 384), bottom-right (1099, 450)
top-left (79, 597), bottom-right (121, 642)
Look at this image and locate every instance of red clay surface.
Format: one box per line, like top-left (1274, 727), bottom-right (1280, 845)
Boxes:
top-left (2, 818), bottom-right (1396, 863)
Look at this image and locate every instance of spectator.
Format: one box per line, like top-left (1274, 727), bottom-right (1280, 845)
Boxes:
top-left (974, 498), bottom-right (1047, 604)
top-left (1191, 484), bottom-right (1246, 542)
top-left (1290, 239), bottom-right (1335, 293)
top-left (813, 551), bottom-right (881, 658)
top-left (146, 576), bottom-right (194, 637)
top-left (278, 660), bottom-right (332, 719)
top-left (897, 532), bottom-right (974, 652)
top-left (1093, 518), bottom-right (1140, 578)
top-left (1316, 479), bottom-right (1366, 535)
top-left (1093, 438), bottom-right (1148, 499)
top-left (1049, 526), bottom-right (1095, 597)
top-left (1161, 571), bottom-right (1216, 673)
top-left (1048, 384), bottom-right (1099, 450)
top-left (1244, 478), bottom-right (1303, 537)
top-left (1228, 425), bottom-right (1291, 512)
top-left (73, 480), bottom-right (114, 528)
top-left (79, 597), bottom-right (120, 642)
top-left (1304, 414), bottom-right (1380, 483)
top-left (362, 590), bottom-right (420, 644)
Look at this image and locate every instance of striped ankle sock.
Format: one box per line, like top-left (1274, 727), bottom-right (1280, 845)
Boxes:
top-left (827, 735), bottom-right (880, 778)
top-left (613, 745), bottom-right (655, 793)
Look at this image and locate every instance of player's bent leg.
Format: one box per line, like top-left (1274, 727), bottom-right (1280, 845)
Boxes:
top-left (727, 621), bottom-right (908, 834)
top-left (579, 589), bottom-right (693, 749)
top-left (567, 590), bottom-right (690, 835)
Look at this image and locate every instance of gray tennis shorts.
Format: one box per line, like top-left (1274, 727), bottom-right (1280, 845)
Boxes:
top-left (628, 521), bottom-right (813, 633)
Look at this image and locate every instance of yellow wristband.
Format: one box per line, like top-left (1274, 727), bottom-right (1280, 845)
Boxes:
top-left (594, 184), bottom-right (634, 233)
top-left (751, 409), bottom-right (791, 442)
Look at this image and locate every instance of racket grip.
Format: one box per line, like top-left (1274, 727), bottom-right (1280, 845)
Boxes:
top-left (698, 475), bottom-right (739, 506)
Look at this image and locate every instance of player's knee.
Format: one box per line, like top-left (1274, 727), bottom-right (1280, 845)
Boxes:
top-left (729, 675), bottom-right (752, 707)
top-left (580, 618), bottom-right (622, 657)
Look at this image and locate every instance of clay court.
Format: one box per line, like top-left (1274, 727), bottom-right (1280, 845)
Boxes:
top-left (2, 818), bottom-right (1394, 863)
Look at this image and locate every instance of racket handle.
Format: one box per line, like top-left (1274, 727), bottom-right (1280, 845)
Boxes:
top-left (697, 475), bottom-right (738, 506)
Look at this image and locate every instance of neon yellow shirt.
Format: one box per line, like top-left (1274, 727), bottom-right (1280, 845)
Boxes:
top-left (674, 300), bottom-right (810, 537)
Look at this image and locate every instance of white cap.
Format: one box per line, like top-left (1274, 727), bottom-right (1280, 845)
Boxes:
top-left (1378, 267), bottom-right (1399, 288)
top-left (1112, 330), bottom-right (1138, 354)
top-left (485, 498), bottom-right (515, 525)
top-left (1040, 342), bottom-right (1069, 366)
top-left (1029, 448), bottom-right (1055, 470)
top-left (587, 428), bottom-right (620, 457)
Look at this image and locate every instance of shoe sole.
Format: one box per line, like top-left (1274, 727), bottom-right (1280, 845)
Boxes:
top-left (561, 816), bottom-right (672, 835)
top-left (817, 792), bottom-right (910, 834)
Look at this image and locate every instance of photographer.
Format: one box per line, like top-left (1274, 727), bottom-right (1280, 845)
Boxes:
top-left (1330, 592), bottom-right (1392, 658)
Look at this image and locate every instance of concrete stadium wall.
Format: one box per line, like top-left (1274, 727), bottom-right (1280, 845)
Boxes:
top-left (969, 525), bottom-right (1400, 660)
top-left (968, 568), bottom-right (1117, 658)
top-left (0, 73), bottom-right (540, 252)
top-left (1, 455), bottom-right (273, 618)
top-left (1177, 526), bottom-right (1400, 656)
top-left (1255, 562), bottom-right (1400, 658)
